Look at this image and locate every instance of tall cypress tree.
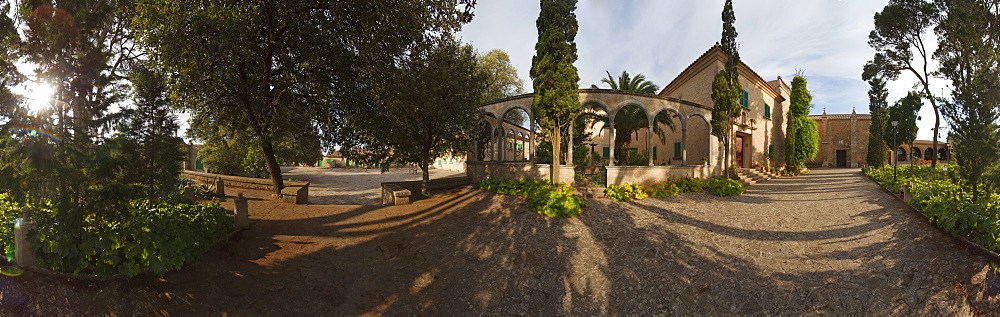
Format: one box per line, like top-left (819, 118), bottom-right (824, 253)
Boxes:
top-left (866, 77), bottom-right (890, 167)
top-left (711, 0), bottom-right (743, 177)
top-left (785, 75), bottom-right (818, 169)
top-left (530, 0), bottom-right (581, 184)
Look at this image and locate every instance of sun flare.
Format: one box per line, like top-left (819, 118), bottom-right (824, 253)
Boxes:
top-left (25, 81), bottom-right (55, 114)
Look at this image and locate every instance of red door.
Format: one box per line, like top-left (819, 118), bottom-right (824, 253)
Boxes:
top-left (734, 135), bottom-right (745, 168)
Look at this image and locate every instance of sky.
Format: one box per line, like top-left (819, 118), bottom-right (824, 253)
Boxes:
top-left (458, 0), bottom-right (946, 141)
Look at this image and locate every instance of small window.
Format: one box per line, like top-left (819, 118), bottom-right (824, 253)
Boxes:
top-left (602, 147), bottom-right (610, 158)
top-left (653, 147), bottom-right (657, 160)
top-left (517, 143), bottom-right (523, 150)
top-left (740, 90), bottom-right (749, 108)
top-left (673, 142), bottom-right (682, 158)
top-left (768, 145), bottom-right (774, 159)
top-left (764, 103), bottom-right (771, 119)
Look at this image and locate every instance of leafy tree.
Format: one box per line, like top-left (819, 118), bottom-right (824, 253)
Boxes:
top-left (886, 91), bottom-right (922, 168)
top-left (198, 142), bottom-right (244, 175)
top-left (134, 0), bottom-right (475, 196)
top-left (710, 0), bottom-right (744, 177)
top-left (531, 0), bottom-right (581, 184)
top-left (866, 77), bottom-right (891, 167)
top-left (589, 70), bottom-right (659, 93)
top-left (784, 76), bottom-right (818, 169)
top-left (479, 49), bottom-right (526, 102)
top-left (934, 0), bottom-right (1000, 200)
top-left (342, 40), bottom-right (486, 195)
top-left (0, 0), bottom-right (26, 198)
top-left (864, 0), bottom-right (943, 167)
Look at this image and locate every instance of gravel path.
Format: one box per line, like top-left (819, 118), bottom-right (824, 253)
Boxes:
top-left (279, 166), bottom-right (464, 205)
top-left (12, 168), bottom-right (1000, 315)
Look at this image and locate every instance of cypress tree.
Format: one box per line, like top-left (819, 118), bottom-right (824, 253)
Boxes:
top-left (785, 76), bottom-right (818, 169)
top-left (711, 0), bottom-right (743, 177)
top-left (530, 0), bottom-right (581, 184)
top-left (866, 77), bottom-right (890, 167)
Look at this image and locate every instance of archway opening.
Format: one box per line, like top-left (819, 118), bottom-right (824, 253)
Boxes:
top-left (610, 104), bottom-right (649, 166)
top-left (897, 147), bottom-right (908, 161)
top-left (686, 115), bottom-right (711, 166)
top-left (650, 109), bottom-right (680, 166)
top-left (938, 147), bottom-right (949, 160)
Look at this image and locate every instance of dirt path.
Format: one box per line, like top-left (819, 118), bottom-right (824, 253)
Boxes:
top-left (6, 168), bottom-right (1000, 315)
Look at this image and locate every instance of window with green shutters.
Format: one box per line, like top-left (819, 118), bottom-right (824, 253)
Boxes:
top-left (602, 147), bottom-right (610, 158)
top-left (740, 90), bottom-right (749, 108)
top-left (673, 142), bottom-right (682, 158)
top-left (652, 147), bottom-right (657, 160)
top-left (768, 144), bottom-right (775, 159)
top-left (764, 103), bottom-right (771, 119)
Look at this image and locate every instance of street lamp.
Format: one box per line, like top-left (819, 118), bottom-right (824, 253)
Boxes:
top-left (891, 120), bottom-right (899, 183)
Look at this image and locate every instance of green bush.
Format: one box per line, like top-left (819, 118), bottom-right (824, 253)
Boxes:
top-left (863, 164), bottom-right (958, 193)
top-left (909, 181), bottom-right (1000, 250)
top-left (0, 194), bottom-right (30, 261)
top-left (706, 177), bottom-right (745, 196)
top-left (605, 183), bottom-right (648, 202)
top-left (25, 200), bottom-right (232, 278)
top-left (479, 179), bottom-right (585, 218)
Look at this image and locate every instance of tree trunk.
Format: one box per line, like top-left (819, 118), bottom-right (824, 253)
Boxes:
top-left (261, 140), bottom-right (285, 197)
top-left (723, 127), bottom-right (732, 178)
top-left (421, 152), bottom-right (431, 196)
top-left (551, 119), bottom-right (561, 185)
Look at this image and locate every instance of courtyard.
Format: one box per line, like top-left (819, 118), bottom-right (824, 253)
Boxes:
top-left (4, 168), bottom-right (1000, 315)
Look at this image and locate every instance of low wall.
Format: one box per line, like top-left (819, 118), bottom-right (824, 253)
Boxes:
top-left (466, 162), bottom-right (575, 186)
top-left (606, 165), bottom-right (717, 187)
top-left (180, 170), bottom-right (309, 204)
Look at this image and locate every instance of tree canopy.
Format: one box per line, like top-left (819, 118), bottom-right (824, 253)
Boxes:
top-left (133, 0), bottom-right (475, 195)
top-left (865, 0), bottom-right (943, 166)
top-left (530, 0), bottom-right (580, 182)
top-left (589, 70), bottom-right (659, 94)
top-left (479, 49), bottom-right (526, 102)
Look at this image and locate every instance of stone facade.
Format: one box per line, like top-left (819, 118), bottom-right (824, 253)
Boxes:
top-left (808, 111), bottom-right (871, 168)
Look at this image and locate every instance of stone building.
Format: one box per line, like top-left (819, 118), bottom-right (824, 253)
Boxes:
top-left (808, 110), bottom-right (950, 168)
top-left (471, 44), bottom-right (793, 185)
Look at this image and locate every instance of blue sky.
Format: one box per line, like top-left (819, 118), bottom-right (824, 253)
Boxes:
top-left (458, 0), bottom-right (945, 141)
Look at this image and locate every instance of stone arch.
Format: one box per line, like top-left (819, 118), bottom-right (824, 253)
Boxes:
top-left (897, 147), bottom-right (908, 161)
top-left (938, 147), bottom-right (949, 160)
top-left (687, 112), bottom-right (711, 135)
top-left (648, 105), bottom-right (684, 165)
top-left (611, 99), bottom-right (650, 121)
top-left (499, 104), bottom-right (532, 124)
top-left (685, 113), bottom-right (712, 165)
top-left (911, 147), bottom-right (922, 160)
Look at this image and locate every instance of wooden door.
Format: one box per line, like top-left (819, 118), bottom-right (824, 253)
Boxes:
top-left (836, 150), bottom-right (848, 168)
top-left (734, 135), bottom-right (744, 168)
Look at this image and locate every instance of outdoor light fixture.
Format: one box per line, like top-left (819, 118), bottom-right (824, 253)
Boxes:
top-left (891, 120), bottom-right (899, 183)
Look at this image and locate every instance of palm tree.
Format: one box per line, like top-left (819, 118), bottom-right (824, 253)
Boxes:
top-left (590, 70), bottom-right (659, 93)
top-left (583, 71), bottom-right (675, 165)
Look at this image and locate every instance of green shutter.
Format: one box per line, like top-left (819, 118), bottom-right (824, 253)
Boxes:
top-left (741, 90), bottom-right (749, 108)
top-left (673, 142), bottom-right (682, 158)
top-left (768, 145), bottom-right (775, 159)
top-left (653, 147), bottom-right (657, 160)
top-left (195, 159), bottom-right (203, 170)
top-left (317, 159), bottom-right (322, 167)
top-left (764, 103), bottom-right (771, 119)
top-left (602, 147), bottom-right (610, 158)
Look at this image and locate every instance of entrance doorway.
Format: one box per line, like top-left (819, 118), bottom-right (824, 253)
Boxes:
top-left (836, 150), bottom-right (848, 168)
top-left (734, 135), bottom-right (745, 168)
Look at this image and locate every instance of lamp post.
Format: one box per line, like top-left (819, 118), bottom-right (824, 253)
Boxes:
top-left (891, 120), bottom-right (898, 183)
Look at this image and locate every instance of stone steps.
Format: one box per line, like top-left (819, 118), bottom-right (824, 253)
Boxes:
top-left (736, 168), bottom-right (778, 186)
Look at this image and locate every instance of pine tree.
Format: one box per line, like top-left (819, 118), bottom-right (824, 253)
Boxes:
top-left (530, 0), bottom-right (581, 184)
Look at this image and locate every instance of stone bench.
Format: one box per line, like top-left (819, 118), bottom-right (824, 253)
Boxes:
top-left (381, 184), bottom-right (411, 205)
top-left (281, 184), bottom-right (310, 204)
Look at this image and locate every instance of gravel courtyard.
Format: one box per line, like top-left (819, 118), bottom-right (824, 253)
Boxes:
top-left (10, 168), bottom-right (1000, 315)
top-left (279, 166), bottom-right (465, 205)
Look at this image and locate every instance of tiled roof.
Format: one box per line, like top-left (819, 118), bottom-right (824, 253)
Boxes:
top-left (658, 44), bottom-right (782, 100)
top-left (808, 114), bottom-right (872, 120)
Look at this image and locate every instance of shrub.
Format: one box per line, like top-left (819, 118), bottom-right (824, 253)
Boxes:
top-left (605, 183), bottom-right (647, 202)
top-left (706, 177), bottom-right (745, 196)
top-left (479, 179), bottom-right (585, 218)
top-left (27, 200), bottom-right (232, 278)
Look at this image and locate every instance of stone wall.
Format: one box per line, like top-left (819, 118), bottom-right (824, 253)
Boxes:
top-left (181, 170), bottom-right (309, 204)
top-left (606, 165), bottom-right (716, 187)
top-left (466, 162), bottom-right (575, 186)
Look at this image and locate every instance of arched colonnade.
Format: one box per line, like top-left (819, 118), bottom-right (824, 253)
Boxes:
top-left (476, 90), bottom-right (716, 167)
